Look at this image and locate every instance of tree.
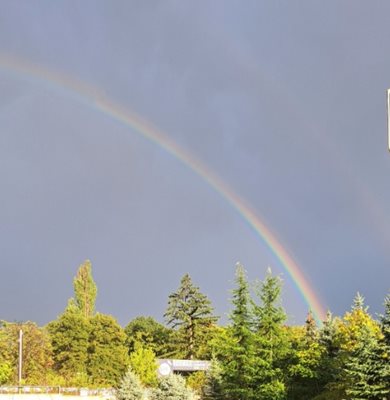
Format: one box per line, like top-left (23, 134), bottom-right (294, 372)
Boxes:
top-left (124, 316), bottom-right (172, 357)
top-left (150, 374), bottom-right (195, 400)
top-left (128, 345), bottom-right (158, 387)
top-left (47, 300), bottom-right (90, 384)
top-left (333, 293), bottom-right (383, 399)
top-left (202, 358), bottom-right (223, 400)
top-left (344, 325), bottom-right (389, 400)
top-left (251, 268), bottom-right (287, 400)
top-left (380, 293), bottom-right (390, 347)
top-left (73, 259), bottom-right (97, 318)
top-left (218, 263), bottom-right (257, 400)
top-left (116, 368), bottom-right (144, 400)
top-left (0, 321), bottom-right (53, 385)
top-left (286, 320), bottom-right (324, 400)
top-left (88, 313), bottom-right (128, 386)
top-left (164, 273), bottom-right (218, 359)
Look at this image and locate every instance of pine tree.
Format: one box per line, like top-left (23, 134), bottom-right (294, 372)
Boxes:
top-left (150, 374), bottom-right (195, 400)
top-left (380, 293), bottom-right (390, 347)
top-left (344, 325), bottom-right (389, 400)
top-left (73, 260), bottom-right (97, 318)
top-left (251, 268), bottom-right (287, 400)
top-left (164, 273), bottom-right (217, 359)
top-left (116, 368), bottom-right (144, 400)
top-left (202, 358), bottom-right (223, 400)
top-left (218, 263), bottom-right (257, 400)
top-left (335, 293), bottom-right (384, 399)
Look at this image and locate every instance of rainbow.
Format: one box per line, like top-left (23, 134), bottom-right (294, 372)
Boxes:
top-left (0, 54), bottom-right (326, 323)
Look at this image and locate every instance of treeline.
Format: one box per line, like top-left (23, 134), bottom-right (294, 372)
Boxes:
top-left (0, 260), bottom-right (389, 400)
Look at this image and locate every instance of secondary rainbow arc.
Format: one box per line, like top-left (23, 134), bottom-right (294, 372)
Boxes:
top-left (0, 54), bottom-right (327, 323)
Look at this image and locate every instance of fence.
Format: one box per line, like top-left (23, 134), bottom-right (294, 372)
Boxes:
top-left (0, 387), bottom-right (115, 397)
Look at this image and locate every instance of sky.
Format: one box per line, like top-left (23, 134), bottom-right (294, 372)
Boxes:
top-left (0, 1), bottom-right (389, 327)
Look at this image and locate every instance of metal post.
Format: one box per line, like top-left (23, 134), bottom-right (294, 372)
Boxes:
top-left (18, 329), bottom-right (23, 388)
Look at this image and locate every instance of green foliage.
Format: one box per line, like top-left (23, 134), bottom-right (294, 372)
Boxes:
top-left (0, 321), bottom-right (53, 385)
top-left (218, 263), bottom-right (257, 400)
top-left (186, 370), bottom-right (207, 395)
top-left (344, 325), bottom-right (390, 400)
top-left (380, 293), bottom-right (390, 346)
top-left (116, 368), bottom-right (145, 400)
top-left (125, 316), bottom-right (172, 357)
top-left (164, 273), bottom-right (218, 359)
top-left (202, 359), bottom-right (223, 400)
top-left (251, 268), bottom-right (288, 400)
top-left (88, 313), bottom-right (128, 386)
top-left (286, 322), bottom-right (325, 400)
top-left (48, 301), bottom-right (90, 380)
top-left (150, 374), bottom-right (195, 400)
top-left (0, 362), bottom-right (12, 385)
top-left (128, 345), bottom-right (158, 387)
top-left (73, 259), bottom-right (97, 318)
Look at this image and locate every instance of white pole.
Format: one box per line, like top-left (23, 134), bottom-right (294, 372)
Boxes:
top-left (18, 329), bottom-right (23, 387)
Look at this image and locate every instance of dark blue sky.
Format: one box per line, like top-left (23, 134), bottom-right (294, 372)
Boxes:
top-left (0, 1), bottom-right (389, 326)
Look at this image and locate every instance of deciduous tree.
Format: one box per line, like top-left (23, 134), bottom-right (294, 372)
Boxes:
top-left (47, 300), bottom-right (90, 383)
top-left (128, 344), bottom-right (158, 387)
top-left (73, 259), bottom-right (97, 318)
top-left (88, 313), bottom-right (128, 386)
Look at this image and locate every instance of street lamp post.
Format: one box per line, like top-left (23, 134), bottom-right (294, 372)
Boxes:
top-left (18, 329), bottom-right (23, 390)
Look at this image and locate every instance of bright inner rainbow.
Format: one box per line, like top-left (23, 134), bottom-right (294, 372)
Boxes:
top-left (0, 54), bottom-right (327, 323)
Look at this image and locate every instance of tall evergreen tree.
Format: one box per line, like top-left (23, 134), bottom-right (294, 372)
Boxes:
top-left (164, 273), bottom-right (217, 359)
top-left (334, 293), bottom-right (383, 399)
top-left (344, 325), bottom-right (389, 400)
top-left (251, 268), bottom-right (287, 400)
top-left (218, 263), bottom-right (257, 400)
top-left (73, 259), bottom-right (97, 318)
top-left (380, 293), bottom-right (390, 347)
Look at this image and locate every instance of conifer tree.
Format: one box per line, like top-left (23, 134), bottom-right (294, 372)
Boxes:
top-left (344, 325), bottom-right (389, 400)
top-left (380, 293), bottom-right (390, 347)
top-left (335, 293), bottom-right (383, 399)
top-left (116, 368), bottom-right (144, 400)
top-left (164, 273), bottom-right (217, 359)
top-left (251, 268), bottom-right (287, 400)
top-left (150, 374), bottom-right (195, 400)
top-left (219, 263), bottom-right (257, 400)
top-left (202, 359), bottom-right (223, 400)
top-left (73, 260), bottom-right (97, 318)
